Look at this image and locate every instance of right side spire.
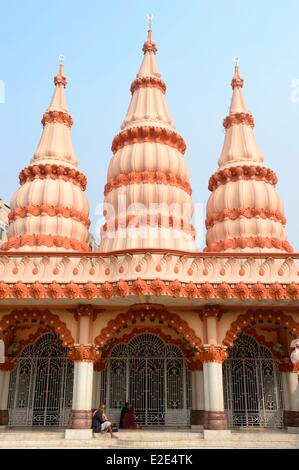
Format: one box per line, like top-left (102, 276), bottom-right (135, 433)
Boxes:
top-left (205, 63), bottom-right (293, 253)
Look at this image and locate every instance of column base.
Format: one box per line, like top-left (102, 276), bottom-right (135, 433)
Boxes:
top-left (191, 410), bottom-right (205, 426)
top-left (204, 411), bottom-right (228, 430)
top-left (65, 429), bottom-right (93, 440)
top-left (0, 410), bottom-right (8, 426)
top-left (284, 411), bottom-right (299, 427)
top-left (70, 410), bottom-right (92, 429)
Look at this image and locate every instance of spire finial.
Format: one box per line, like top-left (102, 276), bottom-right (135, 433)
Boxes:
top-left (231, 56), bottom-right (244, 89)
top-left (147, 13), bottom-right (153, 31)
top-left (54, 54), bottom-right (67, 87)
top-left (143, 14), bottom-right (157, 54)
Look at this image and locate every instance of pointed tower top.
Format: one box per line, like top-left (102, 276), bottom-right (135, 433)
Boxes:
top-left (54, 54), bottom-right (67, 88)
top-left (231, 57), bottom-right (244, 89)
top-left (142, 14), bottom-right (157, 54)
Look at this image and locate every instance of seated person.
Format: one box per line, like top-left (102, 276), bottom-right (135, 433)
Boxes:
top-left (92, 403), bottom-right (118, 438)
top-left (119, 401), bottom-right (141, 429)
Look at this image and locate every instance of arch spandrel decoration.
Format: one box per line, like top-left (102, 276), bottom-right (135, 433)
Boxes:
top-left (0, 309), bottom-right (74, 353)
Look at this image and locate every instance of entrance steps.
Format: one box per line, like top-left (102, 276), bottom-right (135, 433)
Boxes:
top-left (0, 429), bottom-right (299, 449)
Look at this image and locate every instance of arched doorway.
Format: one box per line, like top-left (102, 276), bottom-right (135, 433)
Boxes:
top-left (100, 333), bottom-right (191, 427)
top-left (223, 333), bottom-right (283, 428)
top-left (8, 332), bottom-right (73, 427)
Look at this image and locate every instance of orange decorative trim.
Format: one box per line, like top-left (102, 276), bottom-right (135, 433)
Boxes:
top-left (223, 310), bottom-right (299, 348)
top-left (68, 344), bottom-right (99, 362)
top-left (223, 112), bottom-right (254, 129)
top-left (102, 214), bottom-right (196, 238)
top-left (19, 164), bottom-right (87, 191)
top-left (130, 76), bottom-right (166, 94)
top-left (2, 234), bottom-right (91, 252)
top-left (199, 306), bottom-right (222, 320)
top-left (95, 305), bottom-right (203, 352)
top-left (42, 110), bottom-right (73, 128)
top-left (9, 205), bottom-right (90, 228)
top-left (0, 358), bottom-right (15, 371)
top-left (199, 345), bottom-right (228, 363)
top-left (204, 236), bottom-right (293, 253)
top-left (278, 360), bottom-right (299, 373)
top-left (104, 170), bottom-right (192, 196)
top-left (74, 305), bottom-right (96, 321)
top-left (111, 126), bottom-right (186, 155)
top-left (102, 327), bottom-right (192, 359)
top-left (188, 359), bottom-right (203, 371)
top-left (142, 33), bottom-right (157, 54)
top-left (54, 71), bottom-right (67, 87)
top-left (0, 281), bottom-right (298, 301)
top-left (0, 309), bottom-right (74, 347)
top-left (206, 207), bottom-right (286, 229)
top-left (208, 165), bottom-right (278, 192)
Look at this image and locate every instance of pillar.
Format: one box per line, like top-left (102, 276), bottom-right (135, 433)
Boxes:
top-left (66, 306), bottom-right (98, 438)
top-left (0, 365), bottom-right (12, 426)
top-left (279, 362), bottom-right (299, 427)
top-left (92, 369), bottom-right (102, 410)
top-left (190, 367), bottom-right (205, 426)
top-left (201, 346), bottom-right (228, 430)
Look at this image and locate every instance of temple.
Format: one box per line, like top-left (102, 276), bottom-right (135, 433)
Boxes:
top-left (0, 27), bottom-right (298, 444)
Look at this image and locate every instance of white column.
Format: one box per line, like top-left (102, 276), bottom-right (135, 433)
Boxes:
top-left (281, 370), bottom-right (299, 427)
top-left (72, 361), bottom-right (94, 412)
top-left (203, 362), bottom-right (224, 412)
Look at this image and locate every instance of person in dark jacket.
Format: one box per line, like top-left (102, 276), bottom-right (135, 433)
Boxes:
top-left (92, 403), bottom-right (118, 438)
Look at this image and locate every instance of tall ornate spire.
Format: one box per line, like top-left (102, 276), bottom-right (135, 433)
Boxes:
top-left (205, 62), bottom-right (292, 253)
top-left (3, 59), bottom-right (90, 252)
top-left (99, 27), bottom-right (196, 252)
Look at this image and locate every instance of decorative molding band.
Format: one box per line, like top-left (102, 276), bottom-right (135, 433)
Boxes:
top-left (9, 204), bottom-right (90, 228)
top-left (2, 234), bottom-right (91, 252)
top-left (0, 280), bottom-right (298, 302)
top-left (0, 308), bottom-right (74, 347)
top-left (131, 76), bottom-right (166, 95)
top-left (68, 344), bottom-right (99, 362)
top-left (111, 126), bottom-right (187, 155)
top-left (42, 110), bottom-right (73, 128)
top-left (142, 38), bottom-right (157, 54)
top-left (278, 361), bottom-right (299, 373)
top-left (223, 309), bottom-right (299, 348)
top-left (223, 112), bottom-right (254, 129)
top-left (102, 214), bottom-right (196, 238)
top-left (95, 305), bottom-right (202, 352)
top-left (19, 164), bottom-right (87, 191)
top-left (104, 170), bottom-right (192, 196)
top-left (54, 73), bottom-right (67, 88)
top-left (204, 236), bottom-right (293, 253)
top-left (208, 165), bottom-right (278, 192)
top-left (199, 345), bottom-right (228, 363)
top-left (206, 207), bottom-right (286, 229)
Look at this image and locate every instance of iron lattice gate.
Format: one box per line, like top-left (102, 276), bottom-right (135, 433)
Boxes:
top-left (102, 333), bottom-right (191, 427)
top-left (223, 334), bottom-right (283, 428)
top-left (8, 333), bottom-right (73, 427)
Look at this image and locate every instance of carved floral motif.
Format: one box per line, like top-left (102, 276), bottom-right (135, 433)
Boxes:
top-left (199, 345), bottom-right (228, 363)
top-left (9, 204), bottom-right (90, 228)
top-left (42, 110), bottom-right (73, 128)
top-left (206, 207), bottom-right (286, 229)
top-left (2, 234), bottom-right (90, 252)
top-left (130, 76), bottom-right (166, 94)
top-left (104, 170), bottom-right (192, 196)
top-left (208, 165), bottom-right (278, 192)
top-left (68, 344), bottom-right (99, 362)
top-left (111, 126), bottom-right (186, 155)
top-left (223, 112), bottom-right (254, 129)
top-left (19, 164), bottom-right (87, 191)
top-left (204, 236), bottom-right (293, 253)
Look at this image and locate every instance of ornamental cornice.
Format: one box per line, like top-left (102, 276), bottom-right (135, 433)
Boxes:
top-left (223, 112), bottom-right (254, 129)
top-left (42, 110), bottom-right (73, 128)
top-left (19, 164), bottom-right (87, 191)
top-left (206, 207), bottom-right (286, 229)
top-left (9, 204), bottom-right (90, 228)
top-left (130, 76), bottom-right (166, 94)
top-left (204, 236), bottom-right (293, 254)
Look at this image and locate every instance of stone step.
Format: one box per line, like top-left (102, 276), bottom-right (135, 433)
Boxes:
top-left (0, 431), bottom-right (65, 440)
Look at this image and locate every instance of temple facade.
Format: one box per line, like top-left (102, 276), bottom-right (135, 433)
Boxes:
top-left (0, 29), bottom-right (298, 437)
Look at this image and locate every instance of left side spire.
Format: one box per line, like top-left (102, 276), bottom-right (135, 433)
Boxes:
top-left (3, 60), bottom-right (90, 251)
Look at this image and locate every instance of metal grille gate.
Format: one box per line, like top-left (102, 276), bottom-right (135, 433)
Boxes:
top-left (102, 333), bottom-right (191, 427)
top-left (223, 334), bottom-right (283, 428)
top-left (8, 333), bottom-right (73, 427)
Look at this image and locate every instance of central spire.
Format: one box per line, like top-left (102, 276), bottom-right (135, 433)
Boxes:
top-left (99, 27), bottom-right (196, 252)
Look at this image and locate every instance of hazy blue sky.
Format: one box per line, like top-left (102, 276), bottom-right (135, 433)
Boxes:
top-left (0, 0), bottom-right (299, 249)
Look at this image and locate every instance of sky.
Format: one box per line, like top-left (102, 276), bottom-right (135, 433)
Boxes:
top-left (0, 0), bottom-right (299, 250)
